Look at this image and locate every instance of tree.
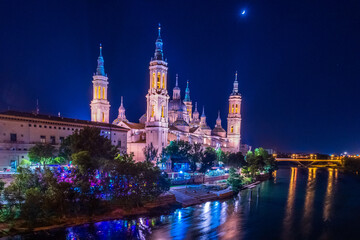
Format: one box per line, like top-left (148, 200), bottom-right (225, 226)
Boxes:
top-left (189, 143), bottom-right (203, 173)
top-left (28, 143), bottom-right (56, 166)
top-left (143, 143), bottom-right (158, 162)
top-left (227, 167), bottom-right (243, 193)
top-left (59, 127), bottom-right (118, 163)
top-left (199, 147), bottom-right (217, 173)
top-left (226, 152), bottom-right (246, 169)
top-left (162, 140), bottom-right (192, 170)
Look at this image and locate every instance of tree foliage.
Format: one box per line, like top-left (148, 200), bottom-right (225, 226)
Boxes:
top-left (28, 143), bottom-right (56, 165)
top-left (199, 147), bottom-right (217, 173)
top-left (143, 143), bottom-right (159, 162)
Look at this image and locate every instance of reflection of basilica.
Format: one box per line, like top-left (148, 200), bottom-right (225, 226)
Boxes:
top-left (90, 25), bottom-right (246, 161)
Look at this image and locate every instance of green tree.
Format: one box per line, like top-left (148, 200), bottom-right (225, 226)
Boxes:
top-left (199, 147), bottom-right (217, 173)
top-left (226, 152), bottom-right (246, 168)
top-left (189, 143), bottom-right (203, 173)
top-left (59, 127), bottom-right (118, 162)
top-left (28, 143), bottom-right (56, 166)
top-left (227, 167), bottom-right (243, 193)
top-left (162, 140), bottom-right (192, 170)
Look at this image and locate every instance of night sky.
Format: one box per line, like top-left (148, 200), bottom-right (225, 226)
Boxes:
top-left (1, 0), bottom-right (360, 153)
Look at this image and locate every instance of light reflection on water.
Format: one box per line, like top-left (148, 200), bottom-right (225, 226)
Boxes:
top-left (7, 167), bottom-right (360, 240)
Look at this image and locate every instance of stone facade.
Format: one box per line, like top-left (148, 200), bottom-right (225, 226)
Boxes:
top-left (0, 111), bottom-right (128, 170)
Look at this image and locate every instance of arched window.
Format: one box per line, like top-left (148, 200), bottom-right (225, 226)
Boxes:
top-left (151, 105), bottom-right (155, 117)
top-left (102, 112), bottom-right (105, 122)
top-left (235, 104), bottom-right (238, 113)
top-left (161, 106), bottom-right (164, 118)
top-left (98, 86), bottom-right (101, 99)
top-left (229, 105), bottom-right (231, 113)
top-left (231, 126), bottom-right (234, 133)
top-left (152, 73), bottom-right (156, 88)
top-left (157, 72), bottom-right (161, 88)
top-left (102, 87), bottom-right (105, 99)
top-left (162, 73), bottom-right (165, 89)
top-left (231, 104), bottom-right (234, 113)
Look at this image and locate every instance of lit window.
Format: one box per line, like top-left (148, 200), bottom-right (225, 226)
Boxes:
top-left (231, 126), bottom-right (234, 133)
top-left (40, 135), bottom-right (46, 143)
top-left (98, 86), bottom-right (101, 99)
top-left (161, 106), bottom-right (164, 118)
top-left (102, 112), bottom-right (105, 122)
top-left (151, 105), bottom-right (155, 117)
top-left (162, 73), bottom-right (165, 89)
top-left (102, 87), bottom-right (105, 99)
top-left (157, 72), bottom-right (161, 88)
top-left (152, 73), bottom-right (156, 88)
top-left (235, 104), bottom-right (238, 113)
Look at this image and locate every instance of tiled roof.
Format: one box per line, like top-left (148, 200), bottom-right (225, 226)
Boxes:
top-left (0, 110), bottom-right (128, 132)
top-left (123, 121), bottom-right (145, 129)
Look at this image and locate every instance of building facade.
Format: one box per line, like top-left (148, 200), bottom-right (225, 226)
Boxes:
top-left (112, 25), bottom-right (245, 161)
top-left (0, 111), bottom-right (128, 170)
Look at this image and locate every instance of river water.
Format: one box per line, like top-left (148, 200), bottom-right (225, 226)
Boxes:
top-left (5, 167), bottom-right (360, 240)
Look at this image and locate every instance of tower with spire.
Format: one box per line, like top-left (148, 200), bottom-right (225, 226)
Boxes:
top-left (145, 24), bottom-right (170, 150)
top-left (117, 96), bottom-right (127, 122)
top-left (183, 80), bottom-right (192, 122)
top-left (200, 106), bottom-right (211, 135)
top-left (227, 71), bottom-right (242, 151)
top-left (191, 102), bottom-right (200, 126)
top-left (90, 44), bottom-right (110, 123)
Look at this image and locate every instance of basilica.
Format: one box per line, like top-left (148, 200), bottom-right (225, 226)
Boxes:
top-left (90, 25), bottom-right (243, 161)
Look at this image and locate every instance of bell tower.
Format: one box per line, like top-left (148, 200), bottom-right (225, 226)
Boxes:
top-left (227, 71), bottom-right (242, 151)
top-left (90, 44), bottom-right (110, 123)
top-left (145, 24), bottom-right (170, 151)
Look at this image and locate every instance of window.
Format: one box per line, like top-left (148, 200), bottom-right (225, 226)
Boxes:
top-left (157, 72), bottom-right (161, 88)
top-left (50, 136), bottom-right (56, 145)
top-left (230, 126), bottom-right (234, 133)
top-left (39, 125), bottom-right (42, 128)
top-left (98, 86), bottom-right (101, 99)
top-left (20, 124), bottom-right (23, 127)
top-left (118, 140), bottom-right (121, 147)
top-left (10, 133), bottom-right (17, 142)
top-left (67, 128), bottom-right (70, 130)
top-left (59, 137), bottom-right (64, 143)
top-left (102, 87), bottom-right (105, 99)
top-left (49, 126), bottom-right (52, 129)
top-left (54, 126), bottom-right (56, 129)
top-left (102, 112), bottom-right (105, 122)
top-left (152, 73), bottom-right (156, 88)
top-left (40, 135), bottom-right (46, 143)
top-left (162, 73), bottom-right (165, 89)
top-left (161, 106), bottom-right (164, 118)
top-left (44, 126), bottom-right (47, 128)
top-left (235, 104), bottom-right (238, 113)
top-left (151, 105), bottom-right (155, 117)
top-left (29, 124), bottom-right (32, 127)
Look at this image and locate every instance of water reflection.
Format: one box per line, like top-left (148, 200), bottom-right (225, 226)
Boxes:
top-left (302, 167), bottom-right (317, 237)
top-left (282, 167), bottom-right (298, 239)
top-left (10, 167), bottom-right (360, 240)
top-left (323, 168), bottom-right (338, 221)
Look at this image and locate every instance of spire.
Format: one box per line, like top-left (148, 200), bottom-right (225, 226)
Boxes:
top-left (194, 102), bottom-right (198, 112)
top-left (96, 44), bottom-right (106, 76)
top-left (232, 71), bottom-right (239, 95)
top-left (120, 96), bottom-right (124, 108)
top-left (216, 110), bottom-right (222, 126)
top-left (173, 74), bottom-right (180, 99)
top-left (36, 99), bottom-right (39, 115)
top-left (184, 80), bottom-right (191, 102)
top-left (201, 106), bottom-right (205, 117)
top-left (154, 23), bottom-right (164, 61)
top-left (118, 96), bottom-right (127, 121)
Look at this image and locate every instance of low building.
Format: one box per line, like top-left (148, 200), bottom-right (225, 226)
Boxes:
top-left (0, 111), bottom-right (128, 170)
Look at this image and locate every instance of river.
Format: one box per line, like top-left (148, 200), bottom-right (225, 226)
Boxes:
top-left (4, 167), bottom-right (360, 240)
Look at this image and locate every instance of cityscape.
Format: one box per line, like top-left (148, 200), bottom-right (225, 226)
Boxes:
top-left (0, 1), bottom-right (359, 240)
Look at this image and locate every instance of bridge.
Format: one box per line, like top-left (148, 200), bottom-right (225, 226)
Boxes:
top-left (275, 158), bottom-right (342, 167)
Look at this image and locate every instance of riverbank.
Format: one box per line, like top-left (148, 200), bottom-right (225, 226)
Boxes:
top-left (0, 174), bottom-right (271, 238)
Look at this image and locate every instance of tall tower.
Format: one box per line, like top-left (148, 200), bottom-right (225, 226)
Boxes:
top-left (191, 102), bottom-right (200, 126)
top-left (90, 44), bottom-right (110, 123)
top-left (173, 74), bottom-right (180, 99)
top-left (227, 71), bottom-right (242, 151)
top-left (145, 24), bottom-right (170, 150)
top-left (183, 80), bottom-right (192, 122)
